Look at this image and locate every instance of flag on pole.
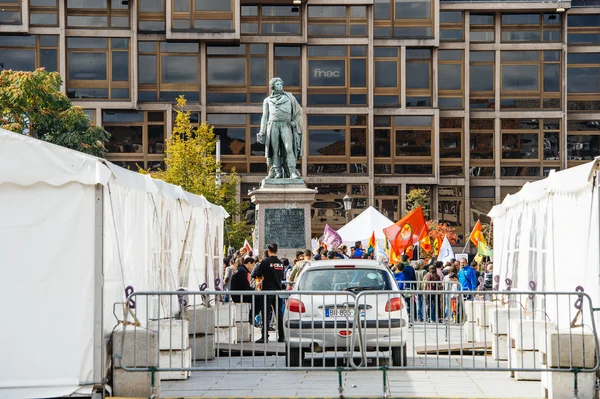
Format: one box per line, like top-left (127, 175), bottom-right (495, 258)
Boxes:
top-left (438, 235), bottom-right (455, 262)
top-left (311, 238), bottom-right (319, 253)
top-left (240, 239), bottom-right (252, 253)
top-left (433, 237), bottom-right (440, 256)
top-left (477, 241), bottom-right (494, 258)
top-left (367, 231), bottom-right (376, 255)
top-left (469, 220), bottom-right (487, 247)
top-left (405, 245), bottom-right (414, 259)
top-left (383, 206), bottom-right (429, 257)
top-left (385, 237), bottom-right (400, 264)
top-left (322, 224), bottom-right (342, 249)
top-left (420, 235), bottom-right (432, 253)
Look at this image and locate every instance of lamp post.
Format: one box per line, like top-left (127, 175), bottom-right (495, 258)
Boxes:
top-left (343, 194), bottom-right (353, 224)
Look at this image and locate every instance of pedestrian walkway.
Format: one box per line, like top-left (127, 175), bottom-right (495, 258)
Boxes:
top-left (160, 369), bottom-right (542, 398)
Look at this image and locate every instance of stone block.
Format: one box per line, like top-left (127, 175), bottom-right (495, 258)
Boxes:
top-left (159, 347), bottom-right (191, 380)
top-left (541, 370), bottom-right (596, 399)
top-left (534, 322), bottom-right (555, 353)
top-left (509, 319), bottom-right (548, 351)
top-left (492, 335), bottom-right (509, 361)
top-left (213, 304), bottom-right (237, 327)
top-left (113, 367), bottom-right (160, 397)
top-left (190, 334), bottom-right (215, 360)
top-left (464, 300), bottom-right (480, 322)
top-left (464, 321), bottom-right (476, 342)
top-left (545, 328), bottom-right (596, 369)
top-left (188, 306), bottom-right (215, 335)
top-left (489, 307), bottom-right (522, 336)
top-left (236, 321), bottom-right (253, 343)
top-left (112, 327), bottom-right (158, 368)
top-left (475, 325), bottom-right (490, 342)
top-left (149, 319), bottom-right (189, 350)
top-left (234, 303), bottom-right (251, 322)
top-left (475, 301), bottom-right (491, 327)
top-left (215, 326), bottom-right (237, 344)
top-left (509, 348), bottom-right (542, 381)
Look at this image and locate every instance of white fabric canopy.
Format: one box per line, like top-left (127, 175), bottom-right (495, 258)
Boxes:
top-left (489, 159), bottom-right (600, 329)
top-left (337, 206), bottom-right (395, 247)
top-left (0, 129), bottom-right (228, 399)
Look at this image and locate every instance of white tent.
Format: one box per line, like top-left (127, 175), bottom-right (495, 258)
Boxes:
top-left (489, 159), bottom-right (600, 328)
top-left (0, 129), bottom-right (228, 399)
top-left (337, 206), bottom-right (395, 248)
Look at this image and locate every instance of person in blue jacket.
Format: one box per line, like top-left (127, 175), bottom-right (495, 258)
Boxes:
top-left (393, 263), bottom-right (406, 290)
top-left (458, 259), bottom-right (478, 297)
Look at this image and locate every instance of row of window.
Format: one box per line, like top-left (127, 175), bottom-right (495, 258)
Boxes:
top-left (2, 2), bottom-right (600, 44)
top-left (100, 110), bottom-right (600, 179)
top-left (2, 35), bottom-right (597, 111)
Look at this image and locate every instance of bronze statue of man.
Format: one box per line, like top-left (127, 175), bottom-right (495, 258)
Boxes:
top-left (257, 77), bottom-right (303, 179)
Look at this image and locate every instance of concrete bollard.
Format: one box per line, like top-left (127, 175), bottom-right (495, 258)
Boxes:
top-left (158, 347), bottom-right (191, 380)
top-left (188, 306), bottom-right (215, 335)
top-left (508, 348), bottom-right (542, 381)
top-left (545, 328), bottom-right (596, 369)
top-left (509, 319), bottom-right (548, 351)
top-left (190, 334), bottom-right (215, 360)
top-left (491, 334), bottom-right (509, 361)
top-left (112, 327), bottom-right (159, 368)
top-left (149, 319), bottom-right (189, 350)
top-left (541, 370), bottom-right (596, 399)
top-left (113, 367), bottom-right (160, 397)
top-left (215, 326), bottom-right (238, 344)
top-left (213, 304), bottom-right (237, 327)
top-left (236, 321), bottom-right (253, 342)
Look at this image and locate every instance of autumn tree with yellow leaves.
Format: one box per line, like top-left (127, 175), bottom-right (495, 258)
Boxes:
top-left (145, 96), bottom-right (249, 249)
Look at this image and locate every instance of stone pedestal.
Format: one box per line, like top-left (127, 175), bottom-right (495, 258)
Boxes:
top-left (251, 179), bottom-right (317, 261)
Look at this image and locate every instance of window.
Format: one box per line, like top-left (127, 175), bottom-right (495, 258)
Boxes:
top-left (307, 115), bottom-right (367, 175)
top-left (406, 49), bottom-right (431, 107)
top-left (438, 50), bottom-right (463, 109)
top-left (470, 119), bottom-right (495, 178)
top-left (566, 120), bottom-right (600, 166)
top-left (374, 47), bottom-right (401, 107)
top-left (440, 11), bottom-right (464, 42)
top-left (439, 118), bottom-right (463, 176)
top-left (438, 186), bottom-right (464, 243)
top-left (307, 46), bottom-right (367, 106)
top-left (29, 0), bottom-right (58, 26)
top-left (241, 5), bottom-right (301, 35)
top-left (568, 52), bottom-right (600, 111)
top-left (172, 0), bottom-right (234, 32)
top-left (83, 109), bottom-right (96, 125)
top-left (501, 13), bottom-right (561, 42)
top-left (0, 35), bottom-right (58, 72)
top-left (312, 184), bottom-right (367, 231)
top-left (374, 115), bottom-right (434, 176)
top-left (308, 6), bottom-right (367, 37)
top-left (374, 0), bottom-right (433, 39)
top-left (0, 0), bottom-right (21, 24)
top-left (207, 114), bottom-right (263, 174)
top-left (103, 110), bottom-right (166, 170)
top-left (138, 41), bottom-right (200, 103)
top-left (206, 44), bottom-right (267, 104)
top-left (500, 51), bottom-right (561, 110)
top-left (138, 0), bottom-right (165, 32)
top-left (568, 14), bottom-right (600, 45)
top-left (274, 46), bottom-right (301, 100)
top-left (470, 186), bottom-right (494, 225)
top-left (470, 51), bottom-right (495, 110)
top-left (67, 37), bottom-right (130, 100)
top-left (67, 0), bottom-right (129, 28)
top-left (375, 185), bottom-right (400, 221)
top-left (470, 14), bottom-right (494, 43)
top-left (500, 119), bottom-right (560, 178)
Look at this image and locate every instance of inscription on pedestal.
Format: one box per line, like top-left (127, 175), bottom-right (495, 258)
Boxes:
top-left (264, 208), bottom-right (305, 249)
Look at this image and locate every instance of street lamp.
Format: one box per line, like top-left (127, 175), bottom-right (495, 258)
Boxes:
top-left (343, 194), bottom-right (353, 224)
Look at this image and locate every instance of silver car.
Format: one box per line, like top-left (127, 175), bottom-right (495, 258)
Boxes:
top-left (284, 260), bottom-right (409, 367)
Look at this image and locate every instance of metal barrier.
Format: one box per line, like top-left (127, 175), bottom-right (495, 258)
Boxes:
top-left (115, 289), bottom-right (599, 374)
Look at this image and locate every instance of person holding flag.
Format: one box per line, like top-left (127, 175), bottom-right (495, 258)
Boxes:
top-left (367, 231), bottom-right (376, 258)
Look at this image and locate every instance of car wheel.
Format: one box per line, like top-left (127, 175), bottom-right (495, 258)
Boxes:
top-left (391, 344), bottom-right (407, 367)
top-left (286, 345), bottom-right (303, 367)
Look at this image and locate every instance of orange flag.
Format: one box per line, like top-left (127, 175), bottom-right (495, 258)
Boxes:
top-left (383, 206), bottom-right (429, 257)
top-left (420, 235), bottom-right (432, 253)
top-left (470, 220), bottom-right (487, 246)
top-left (405, 245), bottom-right (414, 259)
top-left (433, 237), bottom-right (440, 256)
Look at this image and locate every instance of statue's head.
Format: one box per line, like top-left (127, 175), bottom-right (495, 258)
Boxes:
top-left (269, 77), bottom-right (284, 92)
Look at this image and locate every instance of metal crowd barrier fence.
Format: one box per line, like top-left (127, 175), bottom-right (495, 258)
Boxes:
top-left (114, 289), bottom-right (599, 377)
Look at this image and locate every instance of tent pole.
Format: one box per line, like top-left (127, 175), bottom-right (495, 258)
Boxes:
top-left (93, 184), bottom-right (105, 393)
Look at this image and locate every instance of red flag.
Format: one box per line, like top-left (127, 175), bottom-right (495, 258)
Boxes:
top-left (420, 235), bottom-right (432, 253)
top-left (383, 206), bottom-right (429, 256)
top-left (240, 239), bottom-right (252, 253)
top-left (405, 245), bottom-right (414, 259)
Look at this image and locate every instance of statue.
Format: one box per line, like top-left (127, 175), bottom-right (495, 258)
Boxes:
top-left (257, 77), bottom-right (303, 180)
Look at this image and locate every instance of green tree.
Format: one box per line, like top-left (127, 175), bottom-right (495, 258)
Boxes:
top-left (145, 95), bottom-right (249, 249)
top-left (406, 187), bottom-right (432, 219)
top-left (0, 68), bottom-right (110, 157)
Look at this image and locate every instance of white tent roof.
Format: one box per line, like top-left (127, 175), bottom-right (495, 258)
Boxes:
top-left (337, 206), bottom-right (395, 244)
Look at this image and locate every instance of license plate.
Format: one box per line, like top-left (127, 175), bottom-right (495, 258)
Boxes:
top-left (325, 308), bottom-right (355, 317)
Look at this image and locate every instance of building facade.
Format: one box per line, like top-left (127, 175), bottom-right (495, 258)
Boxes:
top-left (1, 0), bottom-right (599, 246)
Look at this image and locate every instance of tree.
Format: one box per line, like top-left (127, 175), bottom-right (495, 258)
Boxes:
top-left (406, 187), bottom-right (431, 219)
top-left (144, 95), bottom-right (249, 249)
top-left (0, 68), bottom-right (110, 157)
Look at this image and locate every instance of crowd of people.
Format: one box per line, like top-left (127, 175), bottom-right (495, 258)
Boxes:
top-left (221, 240), bottom-right (494, 343)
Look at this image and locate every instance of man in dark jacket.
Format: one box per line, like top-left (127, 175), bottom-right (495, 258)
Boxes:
top-left (251, 243), bottom-right (285, 343)
top-left (230, 257), bottom-right (257, 323)
top-left (400, 254), bottom-right (416, 323)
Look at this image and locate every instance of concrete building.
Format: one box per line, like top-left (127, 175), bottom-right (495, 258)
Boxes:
top-left (1, 0), bottom-right (599, 245)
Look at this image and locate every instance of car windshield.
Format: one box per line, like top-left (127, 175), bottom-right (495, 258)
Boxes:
top-left (296, 268), bottom-right (394, 291)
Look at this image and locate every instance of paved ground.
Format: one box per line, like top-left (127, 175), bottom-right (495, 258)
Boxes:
top-left (159, 324), bottom-right (545, 399)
